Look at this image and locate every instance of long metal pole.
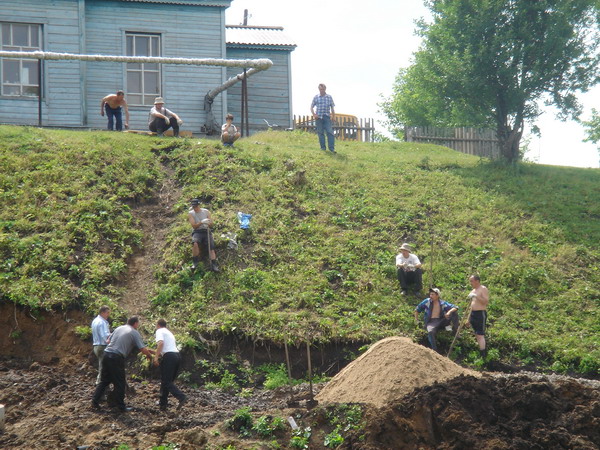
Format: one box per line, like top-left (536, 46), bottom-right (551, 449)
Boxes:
top-left (38, 59), bottom-right (42, 127)
top-left (240, 72), bottom-right (246, 137)
top-left (244, 69), bottom-right (249, 137)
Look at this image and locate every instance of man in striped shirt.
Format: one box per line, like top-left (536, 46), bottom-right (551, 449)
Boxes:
top-left (310, 84), bottom-right (336, 153)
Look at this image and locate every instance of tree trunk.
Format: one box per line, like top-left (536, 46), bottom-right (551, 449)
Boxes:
top-left (497, 120), bottom-right (523, 164)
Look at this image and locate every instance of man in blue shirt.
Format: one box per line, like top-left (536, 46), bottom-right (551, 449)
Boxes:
top-left (310, 84), bottom-right (336, 153)
top-left (92, 316), bottom-right (154, 412)
top-left (91, 305), bottom-right (111, 385)
top-left (414, 288), bottom-right (459, 353)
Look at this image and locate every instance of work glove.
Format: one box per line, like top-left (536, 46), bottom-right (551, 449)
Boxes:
top-left (177, 118), bottom-right (184, 126)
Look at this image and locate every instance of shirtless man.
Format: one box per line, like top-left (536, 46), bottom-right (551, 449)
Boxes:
top-left (100, 90), bottom-right (130, 131)
top-left (468, 274), bottom-right (489, 357)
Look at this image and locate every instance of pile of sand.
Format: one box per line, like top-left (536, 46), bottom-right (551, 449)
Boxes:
top-left (316, 336), bottom-right (479, 408)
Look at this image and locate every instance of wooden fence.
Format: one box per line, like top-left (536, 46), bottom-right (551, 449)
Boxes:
top-left (405, 126), bottom-right (501, 159)
top-left (294, 115), bottom-right (375, 142)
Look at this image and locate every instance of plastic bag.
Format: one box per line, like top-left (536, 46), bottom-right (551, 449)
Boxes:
top-left (237, 212), bottom-right (252, 229)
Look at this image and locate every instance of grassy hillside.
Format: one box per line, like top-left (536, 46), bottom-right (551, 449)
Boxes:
top-left (0, 125), bottom-right (598, 375)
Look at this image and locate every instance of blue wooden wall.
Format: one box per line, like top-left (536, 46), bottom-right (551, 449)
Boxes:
top-left (0, 0), bottom-right (230, 131)
top-left (0, 0), bottom-right (83, 126)
top-left (0, 0), bottom-right (295, 136)
top-left (225, 47), bottom-right (293, 134)
top-left (85, 0), bottom-right (228, 131)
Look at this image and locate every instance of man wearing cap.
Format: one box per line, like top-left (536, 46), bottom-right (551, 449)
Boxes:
top-left (467, 274), bottom-right (489, 358)
top-left (395, 243), bottom-right (423, 295)
top-left (414, 288), bottom-right (459, 353)
top-left (189, 198), bottom-right (219, 272)
top-left (92, 316), bottom-right (154, 412)
top-left (148, 97), bottom-right (183, 137)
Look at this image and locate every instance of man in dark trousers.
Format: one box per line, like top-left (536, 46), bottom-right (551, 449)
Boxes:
top-left (153, 319), bottom-right (187, 411)
top-left (189, 198), bottom-right (219, 271)
top-left (92, 316), bottom-right (154, 412)
top-left (414, 288), bottom-right (459, 353)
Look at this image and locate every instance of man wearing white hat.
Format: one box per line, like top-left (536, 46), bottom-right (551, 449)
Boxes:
top-left (395, 242), bottom-right (423, 295)
top-left (148, 97), bottom-right (183, 137)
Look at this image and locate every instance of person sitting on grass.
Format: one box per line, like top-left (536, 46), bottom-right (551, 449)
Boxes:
top-left (396, 242), bottom-right (423, 296)
top-left (221, 113), bottom-right (241, 147)
top-left (414, 288), bottom-right (459, 353)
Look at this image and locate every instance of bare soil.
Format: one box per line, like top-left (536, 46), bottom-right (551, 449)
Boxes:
top-left (1, 336), bottom-right (598, 449)
top-left (117, 159), bottom-right (182, 318)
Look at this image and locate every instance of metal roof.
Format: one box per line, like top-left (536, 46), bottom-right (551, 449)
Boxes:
top-left (117, 0), bottom-right (231, 6)
top-left (226, 25), bottom-right (297, 49)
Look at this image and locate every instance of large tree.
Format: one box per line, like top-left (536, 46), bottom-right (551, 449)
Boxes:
top-left (383, 0), bottom-right (600, 162)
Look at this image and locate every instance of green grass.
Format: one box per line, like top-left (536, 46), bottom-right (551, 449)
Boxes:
top-left (1, 125), bottom-right (598, 375)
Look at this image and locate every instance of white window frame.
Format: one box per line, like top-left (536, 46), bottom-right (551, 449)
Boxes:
top-left (125, 32), bottom-right (161, 106)
top-left (1, 22), bottom-right (42, 97)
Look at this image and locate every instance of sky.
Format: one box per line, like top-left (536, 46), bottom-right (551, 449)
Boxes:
top-left (226, 0), bottom-right (599, 169)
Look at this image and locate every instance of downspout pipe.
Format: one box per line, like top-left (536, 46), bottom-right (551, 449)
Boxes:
top-left (203, 66), bottom-right (264, 135)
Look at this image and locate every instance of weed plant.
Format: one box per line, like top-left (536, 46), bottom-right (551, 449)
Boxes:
top-left (2, 126), bottom-right (598, 375)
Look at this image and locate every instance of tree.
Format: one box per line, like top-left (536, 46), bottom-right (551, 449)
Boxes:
top-left (582, 108), bottom-right (600, 165)
top-left (383, 0), bottom-right (600, 163)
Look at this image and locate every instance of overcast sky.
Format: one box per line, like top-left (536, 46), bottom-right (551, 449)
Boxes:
top-left (226, 0), bottom-right (599, 168)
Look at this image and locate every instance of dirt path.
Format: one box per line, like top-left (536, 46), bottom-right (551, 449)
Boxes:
top-left (118, 162), bottom-right (182, 318)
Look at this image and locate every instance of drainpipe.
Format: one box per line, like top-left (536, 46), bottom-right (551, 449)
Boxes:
top-left (78, 0), bottom-right (87, 125)
top-left (203, 67), bottom-right (263, 135)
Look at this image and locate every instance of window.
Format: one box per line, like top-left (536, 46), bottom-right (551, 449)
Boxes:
top-left (125, 33), bottom-right (161, 105)
top-left (1, 23), bottom-right (42, 96)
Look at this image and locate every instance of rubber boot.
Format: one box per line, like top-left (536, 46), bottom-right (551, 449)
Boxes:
top-left (192, 256), bottom-right (199, 270)
top-left (210, 259), bottom-right (220, 272)
top-left (479, 348), bottom-right (488, 359)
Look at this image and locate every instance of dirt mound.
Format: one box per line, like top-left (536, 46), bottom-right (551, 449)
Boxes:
top-left (316, 336), bottom-right (478, 407)
top-left (359, 373), bottom-right (600, 449)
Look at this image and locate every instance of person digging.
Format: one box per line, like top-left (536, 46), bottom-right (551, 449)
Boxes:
top-left (414, 287), bottom-right (459, 353)
top-left (189, 198), bottom-right (219, 272)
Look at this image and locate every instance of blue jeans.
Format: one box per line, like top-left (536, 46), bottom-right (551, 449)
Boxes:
top-left (105, 105), bottom-right (123, 131)
top-left (316, 115), bottom-right (335, 151)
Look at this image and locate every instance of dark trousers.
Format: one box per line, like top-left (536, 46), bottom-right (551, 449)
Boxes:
top-left (93, 352), bottom-right (127, 409)
top-left (105, 105), bottom-right (123, 131)
top-left (149, 117), bottom-right (179, 136)
top-left (426, 311), bottom-right (459, 351)
top-left (159, 352), bottom-right (185, 407)
top-left (397, 268), bottom-right (423, 291)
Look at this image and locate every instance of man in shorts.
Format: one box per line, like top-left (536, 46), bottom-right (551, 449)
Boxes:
top-left (467, 274), bottom-right (489, 358)
top-left (189, 198), bottom-right (219, 272)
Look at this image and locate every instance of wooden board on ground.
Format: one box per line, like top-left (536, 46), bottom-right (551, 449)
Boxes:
top-left (124, 129), bottom-right (193, 137)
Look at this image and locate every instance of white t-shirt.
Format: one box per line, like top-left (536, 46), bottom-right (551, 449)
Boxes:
top-left (395, 253), bottom-right (421, 270)
top-left (221, 123), bottom-right (237, 135)
top-left (189, 207), bottom-right (210, 230)
top-left (155, 327), bottom-right (179, 355)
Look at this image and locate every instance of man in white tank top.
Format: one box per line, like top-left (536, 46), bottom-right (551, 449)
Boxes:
top-left (189, 198), bottom-right (219, 271)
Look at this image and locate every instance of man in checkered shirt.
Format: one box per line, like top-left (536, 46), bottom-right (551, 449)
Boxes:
top-left (310, 83), bottom-right (336, 153)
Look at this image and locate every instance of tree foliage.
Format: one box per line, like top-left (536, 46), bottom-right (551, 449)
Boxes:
top-left (383, 0), bottom-right (600, 162)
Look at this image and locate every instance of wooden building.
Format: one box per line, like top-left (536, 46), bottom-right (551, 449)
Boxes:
top-left (226, 25), bottom-right (296, 131)
top-left (0, 0), bottom-right (295, 135)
